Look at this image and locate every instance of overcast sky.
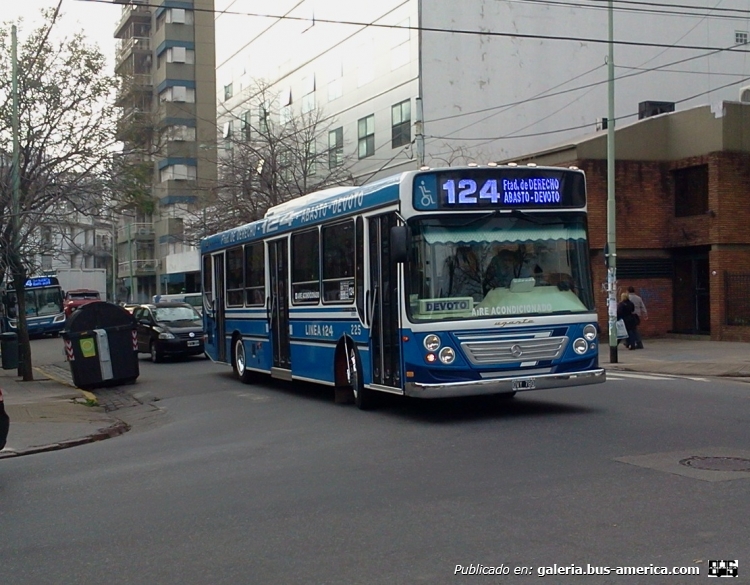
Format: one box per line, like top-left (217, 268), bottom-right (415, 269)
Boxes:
top-left (2, 0), bottom-right (118, 69)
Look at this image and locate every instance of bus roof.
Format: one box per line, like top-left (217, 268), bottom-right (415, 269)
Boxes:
top-left (201, 173), bottom-right (403, 253)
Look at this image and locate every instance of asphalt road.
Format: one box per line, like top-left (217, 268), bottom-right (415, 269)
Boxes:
top-left (1, 341), bottom-right (748, 584)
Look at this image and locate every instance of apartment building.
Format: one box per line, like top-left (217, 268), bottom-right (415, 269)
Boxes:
top-left (113, 0), bottom-right (216, 302)
top-left (215, 0), bottom-right (750, 183)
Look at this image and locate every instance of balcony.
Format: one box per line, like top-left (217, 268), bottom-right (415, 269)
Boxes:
top-left (114, 1), bottom-right (151, 39)
top-left (118, 259), bottom-right (159, 277)
top-left (114, 74), bottom-right (153, 107)
top-left (116, 36), bottom-right (151, 68)
top-left (118, 222), bottom-right (155, 244)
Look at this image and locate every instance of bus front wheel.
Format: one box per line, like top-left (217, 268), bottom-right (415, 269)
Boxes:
top-left (348, 346), bottom-right (376, 410)
top-left (234, 338), bottom-right (253, 384)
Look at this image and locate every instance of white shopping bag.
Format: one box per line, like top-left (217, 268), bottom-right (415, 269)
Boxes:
top-left (616, 319), bottom-right (628, 339)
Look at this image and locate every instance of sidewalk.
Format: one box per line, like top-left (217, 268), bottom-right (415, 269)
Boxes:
top-left (602, 336), bottom-right (750, 378)
top-left (0, 362), bottom-right (128, 459)
top-left (1, 336), bottom-right (748, 460)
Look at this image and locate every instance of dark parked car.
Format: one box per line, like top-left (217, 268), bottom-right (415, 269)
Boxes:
top-left (133, 302), bottom-right (205, 363)
top-left (0, 387), bottom-right (9, 451)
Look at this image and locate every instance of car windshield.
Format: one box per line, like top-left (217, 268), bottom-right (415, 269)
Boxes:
top-left (153, 306), bottom-right (200, 323)
top-left (405, 213), bottom-right (595, 322)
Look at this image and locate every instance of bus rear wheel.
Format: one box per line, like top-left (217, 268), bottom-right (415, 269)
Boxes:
top-left (234, 338), bottom-right (253, 384)
top-left (348, 346), bottom-right (376, 410)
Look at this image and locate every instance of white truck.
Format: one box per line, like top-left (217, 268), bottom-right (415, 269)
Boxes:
top-left (55, 269), bottom-right (108, 316)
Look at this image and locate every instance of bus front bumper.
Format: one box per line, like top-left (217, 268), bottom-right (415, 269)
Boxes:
top-left (404, 368), bottom-right (606, 399)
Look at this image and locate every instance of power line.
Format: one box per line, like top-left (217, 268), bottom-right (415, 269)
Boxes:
top-left (76, 0), bottom-right (750, 54)
top-left (426, 72), bottom-right (750, 142)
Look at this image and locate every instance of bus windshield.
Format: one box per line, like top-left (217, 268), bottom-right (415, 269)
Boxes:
top-left (406, 213), bottom-right (594, 322)
top-left (11, 287), bottom-right (64, 318)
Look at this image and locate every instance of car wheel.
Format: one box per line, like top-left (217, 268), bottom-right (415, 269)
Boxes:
top-left (150, 341), bottom-right (163, 363)
top-left (349, 345), bottom-right (376, 410)
top-left (233, 338), bottom-right (253, 383)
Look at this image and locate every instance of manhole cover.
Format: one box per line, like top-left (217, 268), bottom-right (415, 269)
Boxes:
top-left (679, 456), bottom-right (750, 472)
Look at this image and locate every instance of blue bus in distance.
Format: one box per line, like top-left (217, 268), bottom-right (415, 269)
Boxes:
top-left (1, 276), bottom-right (66, 336)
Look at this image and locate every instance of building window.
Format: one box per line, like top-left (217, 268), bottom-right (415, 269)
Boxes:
top-left (224, 83), bottom-right (233, 101)
top-left (357, 115), bottom-right (375, 159)
top-left (279, 87), bottom-right (292, 125)
top-left (240, 110), bottom-right (250, 140)
top-left (391, 100), bottom-right (411, 148)
top-left (159, 86), bottom-right (195, 103)
top-left (166, 8), bottom-right (193, 25)
top-left (328, 127), bottom-right (343, 169)
top-left (306, 140), bottom-right (316, 176)
top-left (736, 31), bottom-right (748, 45)
top-left (160, 164), bottom-right (197, 182)
top-left (166, 47), bottom-right (195, 64)
top-left (673, 165), bottom-right (708, 217)
top-left (258, 104), bottom-right (270, 134)
top-left (163, 125), bottom-right (195, 142)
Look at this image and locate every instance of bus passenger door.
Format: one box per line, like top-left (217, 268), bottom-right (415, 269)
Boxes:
top-left (368, 213), bottom-right (401, 389)
top-left (213, 253), bottom-right (227, 362)
top-left (269, 238), bottom-right (291, 373)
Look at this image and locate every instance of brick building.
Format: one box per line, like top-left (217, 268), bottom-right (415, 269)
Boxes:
top-left (507, 101), bottom-right (750, 342)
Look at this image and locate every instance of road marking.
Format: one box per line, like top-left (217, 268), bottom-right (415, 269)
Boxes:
top-left (607, 371), bottom-right (709, 382)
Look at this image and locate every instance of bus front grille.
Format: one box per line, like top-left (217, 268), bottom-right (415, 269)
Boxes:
top-left (459, 336), bottom-right (568, 365)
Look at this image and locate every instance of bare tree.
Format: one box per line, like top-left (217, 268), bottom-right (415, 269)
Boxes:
top-left (0, 10), bottom-right (117, 380)
top-left (185, 82), bottom-right (356, 243)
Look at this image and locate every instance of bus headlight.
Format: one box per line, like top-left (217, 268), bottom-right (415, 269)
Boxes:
top-left (439, 347), bottom-right (456, 364)
top-left (573, 338), bottom-right (588, 355)
top-left (423, 334), bottom-right (441, 351)
top-left (583, 324), bottom-right (598, 341)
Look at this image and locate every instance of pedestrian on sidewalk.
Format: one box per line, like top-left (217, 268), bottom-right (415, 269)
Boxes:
top-left (627, 286), bottom-right (647, 349)
top-left (617, 292), bottom-right (638, 350)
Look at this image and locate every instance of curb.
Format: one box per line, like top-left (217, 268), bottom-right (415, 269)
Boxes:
top-left (0, 419), bottom-right (130, 459)
top-left (33, 365), bottom-right (98, 405)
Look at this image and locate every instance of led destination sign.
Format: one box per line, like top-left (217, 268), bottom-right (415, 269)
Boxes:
top-left (414, 169), bottom-right (586, 211)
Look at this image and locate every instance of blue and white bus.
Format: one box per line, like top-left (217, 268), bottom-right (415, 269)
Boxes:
top-left (201, 164), bottom-right (605, 409)
top-left (1, 275), bottom-right (66, 336)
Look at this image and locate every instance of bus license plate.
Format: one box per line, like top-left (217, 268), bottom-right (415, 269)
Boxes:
top-left (512, 379), bottom-right (536, 391)
top-left (187, 340), bottom-right (200, 347)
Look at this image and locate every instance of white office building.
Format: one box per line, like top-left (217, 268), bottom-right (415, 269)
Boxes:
top-left (215, 0), bottom-right (750, 181)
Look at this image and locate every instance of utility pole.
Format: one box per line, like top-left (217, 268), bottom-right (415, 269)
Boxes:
top-left (606, 0), bottom-right (618, 363)
top-left (127, 222), bottom-right (134, 303)
top-left (415, 97), bottom-right (425, 167)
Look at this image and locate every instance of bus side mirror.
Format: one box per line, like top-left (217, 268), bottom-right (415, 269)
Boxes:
top-left (391, 225), bottom-right (409, 263)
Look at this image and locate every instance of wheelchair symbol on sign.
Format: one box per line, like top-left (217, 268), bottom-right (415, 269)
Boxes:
top-left (418, 181), bottom-right (435, 207)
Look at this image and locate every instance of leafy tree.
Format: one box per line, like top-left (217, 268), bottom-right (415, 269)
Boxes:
top-left (0, 9), bottom-right (117, 379)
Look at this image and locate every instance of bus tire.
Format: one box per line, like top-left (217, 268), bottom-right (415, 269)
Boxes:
top-left (348, 345), bottom-right (376, 410)
top-left (234, 337), bottom-right (253, 384)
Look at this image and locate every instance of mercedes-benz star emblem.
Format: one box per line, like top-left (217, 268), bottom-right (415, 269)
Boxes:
top-left (510, 344), bottom-right (523, 358)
